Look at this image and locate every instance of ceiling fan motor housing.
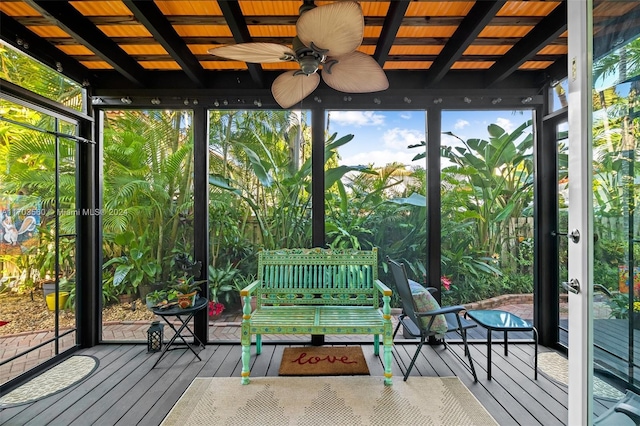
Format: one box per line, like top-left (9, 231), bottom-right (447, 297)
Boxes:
top-left (292, 36), bottom-right (324, 75)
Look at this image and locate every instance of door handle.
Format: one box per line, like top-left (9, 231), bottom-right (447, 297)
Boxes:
top-left (562, 278), bottom-right (580, 294)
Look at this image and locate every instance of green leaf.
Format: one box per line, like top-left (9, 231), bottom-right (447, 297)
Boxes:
top-left (325, 165), bottom-right (374, 189)
top-left (493, 203), bottom-right (516, 222)
top-left (113, 264), bottom-right (133, 287)
top-left (240, 145), bottom-right (274, 187)
top-left (208, 174), bottom-right (241, 194)
top-left (142, 262), bottom-right (157, 278)
top-left (325, 134), bottom-right (354, 153)
top-left (114, 230), bottom-right (135, 246)
top-left (487, 124), bottom-right (506, 138)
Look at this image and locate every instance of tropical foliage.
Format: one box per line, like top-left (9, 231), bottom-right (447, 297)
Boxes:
top-left (3, 35), bottom-right (640, 316)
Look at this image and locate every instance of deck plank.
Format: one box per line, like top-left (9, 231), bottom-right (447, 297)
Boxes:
top-left (0, 341), bottom-right (570, 426)
top-left (0, 345), bottom-right (118, 425)
top-left (113, 349), bottom-right (198, 425)
top-left (7, 345), bottom-right (139, 426)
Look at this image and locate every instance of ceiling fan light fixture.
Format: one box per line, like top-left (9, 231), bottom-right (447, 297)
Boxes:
top-left (298, 55), bottom-right (321, 75)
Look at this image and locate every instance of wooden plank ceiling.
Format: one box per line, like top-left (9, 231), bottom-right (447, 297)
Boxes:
top-left (0, 0), bottom-right (636, 100)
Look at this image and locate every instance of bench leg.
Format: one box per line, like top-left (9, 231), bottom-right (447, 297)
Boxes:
top-left (241, 344), bottom-right (251, 385)
top-left (241, 323), bottom-right (251, 384)
top-left (256, 334), bottom-right (262, 355)
top-left (373, 334), bottom-right (380, 356)
top-left (383, 323), bottom-right (393, 386)
top-left (381, 293), bottom-right (393, 385)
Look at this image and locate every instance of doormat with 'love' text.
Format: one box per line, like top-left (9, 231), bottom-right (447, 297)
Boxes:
top-left (279, 346), bottom-right (370, 376)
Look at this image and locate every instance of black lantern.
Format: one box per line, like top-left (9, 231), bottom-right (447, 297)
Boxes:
top-left (147, 320), bottom-right (164, 352)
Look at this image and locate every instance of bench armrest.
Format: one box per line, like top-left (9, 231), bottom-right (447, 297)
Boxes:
top-left (374, 279), bottom-right (392, 297)
top-left (240, 279), bottom-right (261, 297)
top-left (374, 279), bottom-right (392, 320)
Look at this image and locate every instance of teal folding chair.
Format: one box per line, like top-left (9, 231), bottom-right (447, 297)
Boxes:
top-left (387, 257), bottom-right (477, 382)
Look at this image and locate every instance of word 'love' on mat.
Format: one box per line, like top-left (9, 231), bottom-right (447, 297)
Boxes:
top-left (278, 346), bottom-right (370, 376)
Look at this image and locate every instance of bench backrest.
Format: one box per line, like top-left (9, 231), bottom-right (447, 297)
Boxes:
top-left (256, 248), bottom-right (379, 307)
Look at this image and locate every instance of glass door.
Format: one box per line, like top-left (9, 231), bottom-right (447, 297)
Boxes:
top-left (568, 0), bottom-right (640, 423)
top-left (0, 97), bottom-right (78, 385)
top-left (591, 0), bottom-right (640, 409)
top-left (556, 119), bottom-right (569, 348)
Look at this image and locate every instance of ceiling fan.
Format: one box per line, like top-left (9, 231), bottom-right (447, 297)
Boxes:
top-left (208, 1), bottom-right (389, 109)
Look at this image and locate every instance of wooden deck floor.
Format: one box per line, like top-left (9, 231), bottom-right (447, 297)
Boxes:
top-left (0, 338), bottom-right (571, 426)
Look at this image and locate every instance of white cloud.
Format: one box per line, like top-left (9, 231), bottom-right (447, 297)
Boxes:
top-left (339, 128), bottom-right (425, 168)
top-left (454, 119), bottom-right (469, 129)
top-left (329, 111), bottom-right (385, 127)
top-left (495, 117), bottom-right (515, 133)
top-left (400, 112), bottom-right (412, 120)
top-left (382, 128), bottom-right (424, 151)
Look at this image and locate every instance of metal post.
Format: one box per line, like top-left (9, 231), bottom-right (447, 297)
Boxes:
top-left (193, 106), bottom-right (209, 344)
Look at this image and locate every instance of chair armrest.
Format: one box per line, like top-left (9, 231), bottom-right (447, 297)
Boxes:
top-left (240, 280), bottom-right (261, 297)
top-left (416, 305), bottom-right (465, 317)
top-left (615, 403), bottom-right (640, 423)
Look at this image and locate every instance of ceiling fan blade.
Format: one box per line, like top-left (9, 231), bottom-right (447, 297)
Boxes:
top-left (272, 71), bottom-right (320, 109)
top-left (297, 1), bottom-right (363, 58)
top-left (208, 43), bottom-right (295, 63)
top-left (321, 52), bottom-right (389, 93)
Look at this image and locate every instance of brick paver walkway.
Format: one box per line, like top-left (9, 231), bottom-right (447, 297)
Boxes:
top-left (1, 300), bottom-right (553, 384)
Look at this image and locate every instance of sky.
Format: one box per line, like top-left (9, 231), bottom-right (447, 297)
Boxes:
top-left (325, 109), bottom-right (533, 168)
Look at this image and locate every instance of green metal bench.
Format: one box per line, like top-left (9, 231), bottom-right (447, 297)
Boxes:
top-left (240, 247), bottom-right (394, 385)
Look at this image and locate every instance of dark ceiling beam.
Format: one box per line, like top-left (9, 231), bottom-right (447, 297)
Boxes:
top-left (15, 15), bottom-right (548, 28)
top-left (91, 69), bottom-right (545, 93)
top-left (373, 0), bottom-right (410, 65)
top-left (217, 0), bottom-right (265, 88)
top-left (424, 0), bottom-right (506, 88)
top-left (123, 1), bottom-right (206, 88)
top-left (543, 56), bottom-right (569, 84)
top-left (485, 2), bottom-right (567, 87)
top-left (0, 13), bottom-right (92, 86)
top-left (25, 1), bottom-right (146, 86)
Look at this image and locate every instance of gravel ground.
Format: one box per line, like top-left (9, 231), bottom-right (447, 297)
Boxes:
top-left (0, 290), bottom-right (155, 335)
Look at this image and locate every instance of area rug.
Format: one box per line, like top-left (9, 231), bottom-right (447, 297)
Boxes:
top-left (161, 376), bottom-right (498, 426)
top-left (279, 346), bottom-right (370, 376)
top-left (0, 355), bottom-right (99, 407)
top-left (538, 352), bottom-right (624, 399)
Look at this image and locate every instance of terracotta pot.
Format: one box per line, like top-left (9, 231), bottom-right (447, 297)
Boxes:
top-left (177, 291), bottom-right (197, 309)
top-left (118, 293), bottom-right (134, 304)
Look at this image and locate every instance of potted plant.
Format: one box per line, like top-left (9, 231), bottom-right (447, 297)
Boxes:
top-left (170, 278), bottom-right (203, 308)
top-left (145, 289), bottom-right (167, 309)
top-left (169, 252), bottom-right (205, 308)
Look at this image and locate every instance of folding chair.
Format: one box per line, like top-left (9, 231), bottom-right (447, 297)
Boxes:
top-left (387, 257), bottom-right (477, 382)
